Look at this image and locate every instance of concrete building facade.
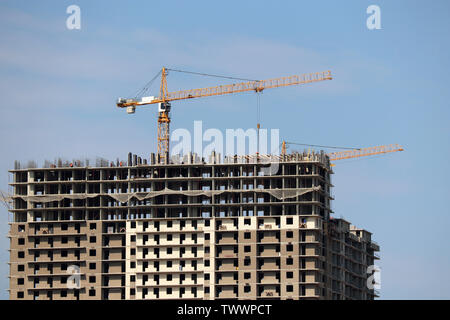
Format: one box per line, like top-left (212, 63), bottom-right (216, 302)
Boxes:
top-left (7, 152), bottom-right (379, 300)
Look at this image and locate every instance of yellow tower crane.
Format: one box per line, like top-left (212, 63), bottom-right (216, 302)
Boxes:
top-left (281, 141), bottom-right (404, 164)
top-left (117, 67), bottom-right (332, 162)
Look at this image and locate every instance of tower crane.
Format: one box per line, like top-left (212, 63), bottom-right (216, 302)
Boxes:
top-left (281, 141), bottom-right (404, 164)
top-left (117, 67), bottom-right (333, 162)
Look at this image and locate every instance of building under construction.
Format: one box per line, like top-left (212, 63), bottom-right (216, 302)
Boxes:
top-left (7, 151), bottom-right (380, 300)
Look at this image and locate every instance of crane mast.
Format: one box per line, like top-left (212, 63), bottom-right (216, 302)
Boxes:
top-left (157, 67), bottom-right (171, 162)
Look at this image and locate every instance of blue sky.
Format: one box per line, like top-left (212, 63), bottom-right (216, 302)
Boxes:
top-left (0, 0), bottom-right (449, 299)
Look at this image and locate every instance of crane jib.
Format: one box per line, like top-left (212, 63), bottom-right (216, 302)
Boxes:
top-left (117, 70), bottom-right (332, 105)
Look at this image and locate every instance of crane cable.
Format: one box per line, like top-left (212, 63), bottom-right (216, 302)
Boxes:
top-left (256, 91), bottom-right (261, 127)
top-left (166, 68), bottom-right (258, 82)
top-left (132, 69), bottom-right (162, 99)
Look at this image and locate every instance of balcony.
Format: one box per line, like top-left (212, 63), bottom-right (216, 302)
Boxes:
top-left (217, 278), bottom-right (238, 285)
top-left (216, 234), bottom-right (238, 245)
top-left (257, 245), bottom-right (279, 257)
top-left (258, 286), bottom-right (280, 298)
top-left (258, 236), bottom-right (280, 244)
top-left (258, 272), bottom-right (280, 284)
top-left (258, 223), bottom-right (278, 230)
top-left (216, 261), bottom-right (238, 271)
top-left (258, 259), bottom-right (280, 271)
top-left (369, 241), bottom-right (380, 251)
top-left (216, 287), bottom-right (238, 299)
top-left (217, 223), bottom-right (237, 231)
